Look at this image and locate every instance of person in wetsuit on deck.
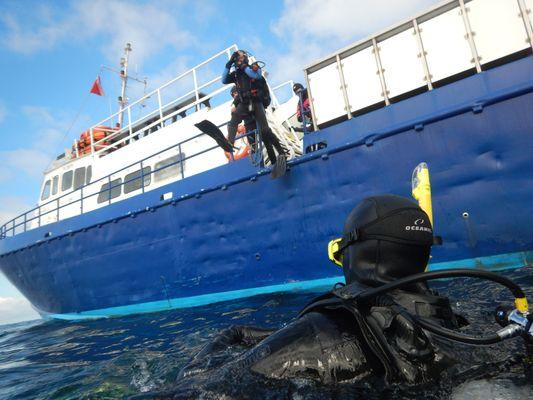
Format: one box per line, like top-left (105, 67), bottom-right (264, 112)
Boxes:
top-left (174, 195), bottom-right (467, 387)
top-left (229, 85), bottom-right (256, 149)
top-left (222, 50), bottom-right (286, 167)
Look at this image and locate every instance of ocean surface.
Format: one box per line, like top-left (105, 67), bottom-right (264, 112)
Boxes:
top-left (1, 266), bottom-right (532, 400)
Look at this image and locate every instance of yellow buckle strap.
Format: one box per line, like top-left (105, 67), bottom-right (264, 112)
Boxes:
top-left (328, 238), bottom-right (343, 267)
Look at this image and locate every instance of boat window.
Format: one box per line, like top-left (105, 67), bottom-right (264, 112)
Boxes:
top-left (86, 166), bottom-right (92, 184)
top-left (61, 170), bottom-right (73, 191)
top-left (124, 167), bottom-right (151, 194)
top-left (97, 178), bottom-right (122, 204)
top-left (52, 175), bottom-right (59, 195)
top-left (73, 167), bottom-right (85, 190)
top-left (154, 153), bottom-right (185, 182)
top-left (41, 180), bottom-right (51, 201)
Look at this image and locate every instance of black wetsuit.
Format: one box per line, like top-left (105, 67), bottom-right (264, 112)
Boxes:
top-left (177, 283), bottom-right (463, 387)
top-left (222, 65), bottom-right (285, 164)
top-left (231, 97), bottom-right (256, 148)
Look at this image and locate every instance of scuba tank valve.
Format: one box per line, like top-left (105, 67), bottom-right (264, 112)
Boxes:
top-left (495, 306), bottom-right (533, 341)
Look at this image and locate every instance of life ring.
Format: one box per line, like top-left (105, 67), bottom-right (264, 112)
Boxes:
top-left (225, 124), bottom-right (250, 161)
top-left (225, 144), bottom-right (250, 161)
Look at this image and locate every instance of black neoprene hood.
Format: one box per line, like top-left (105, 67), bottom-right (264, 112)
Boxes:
top-left (342, 195), bottom-right (434, 287)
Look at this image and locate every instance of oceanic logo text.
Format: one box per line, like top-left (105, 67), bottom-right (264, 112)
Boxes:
top-left (405, 219), bottom-right (432, 233)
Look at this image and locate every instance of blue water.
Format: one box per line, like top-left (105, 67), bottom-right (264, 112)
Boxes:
top-left (1, 267), bottom-right (532, 399)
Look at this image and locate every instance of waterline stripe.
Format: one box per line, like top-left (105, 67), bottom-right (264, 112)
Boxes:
top-left (44, 276), bottom-right (344, 320)
top-left (44, 250), bottom-right (531, 321)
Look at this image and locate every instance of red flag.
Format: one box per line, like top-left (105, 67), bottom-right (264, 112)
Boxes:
top-left (90, 76), bottom-right (104, 96)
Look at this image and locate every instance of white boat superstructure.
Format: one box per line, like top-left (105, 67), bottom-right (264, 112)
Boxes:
top-left (32, 45), bottom-right (302, 230)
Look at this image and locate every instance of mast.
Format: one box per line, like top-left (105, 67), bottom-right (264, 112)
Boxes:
top-left (117, 42), bottom-right (132, 127)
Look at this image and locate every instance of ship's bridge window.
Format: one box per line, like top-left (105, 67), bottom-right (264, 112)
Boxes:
top-left (154, 153), bottom-right (185, 183)
top-left (41, 180), bottom-right (51, 201)
top-left (61, 170), bottom-right (73, 192)
top-left (52, 175), bottom-right (59, 196)
top-left (97, 178), bottom-right (122, 204)
top-left (73, 167), bottom-right (86, 190)
top-left (124, 167), bottom-right (151, 194)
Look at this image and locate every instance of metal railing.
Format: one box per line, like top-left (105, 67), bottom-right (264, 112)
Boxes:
top-left (0, 124), bottom-right (263, 239)
top-left (76, 45), bottom-right (239, 158)
top-left (304, 0), bottom-right (533, 129)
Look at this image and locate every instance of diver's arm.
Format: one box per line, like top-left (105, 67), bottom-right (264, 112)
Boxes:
top-left (178, 325), bottom-right (274, 380)
top-left (243, 66), bottom-right (262, 80)
top-left (222, 68), bottom-right (234, 84)
top-left (237, 325), bottom-right (276, 345)
top-left (181, 326), bottom-right (273, 372)
top-left (248, 312), bottom-right (371, 383)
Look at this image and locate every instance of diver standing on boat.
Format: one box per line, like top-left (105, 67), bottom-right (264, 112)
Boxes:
top-left (229, 85), bottom-right (256, 149)
top-left (292, 82), bottom-right (313, 133)
top-left (222, 50), bottom-right (286, 175)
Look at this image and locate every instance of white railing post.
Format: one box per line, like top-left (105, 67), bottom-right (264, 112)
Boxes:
top-left (192, 69), bottom-right (200, 111)
top-left (127, 106), bottom-right (133, 140)
top-left (413, 19), bottom-right (433, 90)
top-left (459, 0), bottom-right (482, 73)
top-left (372, 38), bottom-right (390, 105)
top-left (304, 70), bottom-right (319, 131)
top-left (157, 88), bottom-right (164, 121)
top-left (336, 54), bottom-right (352, 119)
top-left (517, 0), bottom-right (533, 52)
top-left (90, 127), bottom-right (95, 154)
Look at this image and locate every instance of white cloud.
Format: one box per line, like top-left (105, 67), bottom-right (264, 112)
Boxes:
top-left (0, 106), bottom-right (72, 185)
top-left (0, 196), bottom-right (34, 224)
top-left (268, 0), bottom-right (439, 83)
top-left (0, 149), bottom-right (51, 181)
top-left (0, 106), bottom-right (74, 189)
top-left (0, 8), bottom-right (69, 54)
top-left (0, 0), bottom-right (196, 64)
top-left (0, 296), bottom-right (40, 325)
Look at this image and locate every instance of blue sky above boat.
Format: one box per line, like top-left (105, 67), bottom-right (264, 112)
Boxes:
top-left (0, 0), bottom-right (439, 325)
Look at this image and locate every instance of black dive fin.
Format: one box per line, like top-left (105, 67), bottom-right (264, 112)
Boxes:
top-left (195, 120), bottom-right (234, 153)
top-left (270, 155), bottom-right (287, 179)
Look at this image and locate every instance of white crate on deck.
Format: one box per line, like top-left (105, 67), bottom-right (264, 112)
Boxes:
top-left (308, 62), bottom-right (346, 125)
top-left (342, 46), bottom-right (384, 113)
top-left (377, 28), bottom-right (427, 98)
top-left (467, 0), bottom-right (529, 65)
top-left (419, 6), bottom-right (474, 82)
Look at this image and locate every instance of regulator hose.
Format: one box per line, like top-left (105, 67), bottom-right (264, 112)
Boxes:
top-left (356, 268), bottom-right (529, 345)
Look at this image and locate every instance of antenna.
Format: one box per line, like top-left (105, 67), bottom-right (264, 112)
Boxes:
top-left (100, 43), bottom-right (147, 120)
top-left (117, 42), bottom-right (132, 127)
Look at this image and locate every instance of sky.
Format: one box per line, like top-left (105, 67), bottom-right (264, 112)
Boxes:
top-left (0, 0), bottom-right (439, 325)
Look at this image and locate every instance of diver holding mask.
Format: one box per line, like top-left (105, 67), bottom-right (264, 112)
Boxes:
top-left (222, 50), bottom-right (287, 176)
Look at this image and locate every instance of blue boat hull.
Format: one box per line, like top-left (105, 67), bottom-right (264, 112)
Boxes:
top-left (1, 56), bottom-right (532, 318)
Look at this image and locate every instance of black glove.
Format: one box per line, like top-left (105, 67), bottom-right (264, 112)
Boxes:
top-left (225, 58), bottom-right (234, 69)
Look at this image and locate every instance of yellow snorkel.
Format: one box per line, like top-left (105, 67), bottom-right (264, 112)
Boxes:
top-left (411, 162), bottom-right (433, 227)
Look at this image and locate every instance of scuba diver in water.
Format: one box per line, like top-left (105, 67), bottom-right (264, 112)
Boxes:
top-left (133, 195), bottom-right (531, 399)
top-left (176, 195), bottom-right (466, 386)
top-left (222, 50), bottom-right (286, 173)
